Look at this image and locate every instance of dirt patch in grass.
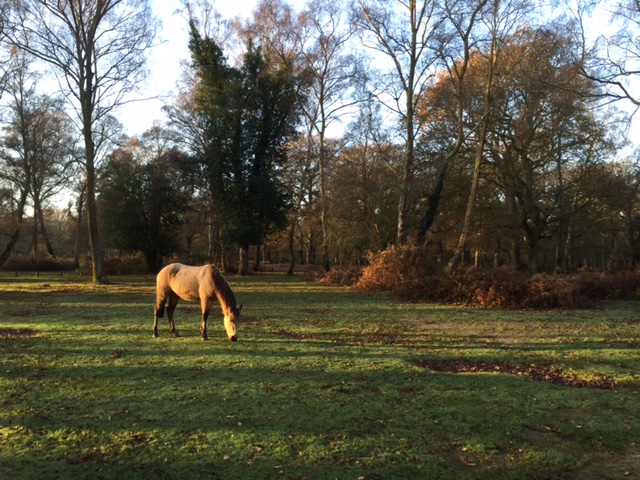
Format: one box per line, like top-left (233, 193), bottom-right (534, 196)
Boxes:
top-left (414, 358), bottom-right (618, 389)
top-left (110, 349), bottom-right (125, 359)
top-left (271, 327), bottom-right (401, 346)
top-left (240, 316), bottom-right (264, 325)
top-left (272, 328), bottom-right (339, 342)
top-left (0, 328), bottom-right (38, 338)
top-left (301, 308), bottom-right (333, 316)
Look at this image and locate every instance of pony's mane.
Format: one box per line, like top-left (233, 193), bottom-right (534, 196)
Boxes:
top-left (211, 266), bottom-right (237, 311)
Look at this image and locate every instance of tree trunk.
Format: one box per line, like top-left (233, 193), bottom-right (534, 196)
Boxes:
top-left (306, 230), bottom-right (315, 265)
top-left (0, 188), bottom-right (29, 268)
top-left (253, 243), bottom-right (261, 272)
top-left (207, 211), bottom-right (224, 265)
top-left (81, 69), bottom-right (104, 282)
top-left (73, 185), bottom-right (85, 269)
top-left (85, 158), bottom-right (104, 282)
top-left (446, 22), bottom-right (496, 273)
top-left (318, 128), bottom-right (331, 271)
top-left (397, 112), bottom-right (414, 246)
top-left (415, 0), bottom-right (489, 245)
top-left (287, 210), bottom-right (298, 275)
top-left (524, 226), bottom-right (539, 273)
top-left (510, 235), bottom-right (521, 271)
top-left (36, 200), bottom-right (55, 257)
top-left (208, 218), bottom-right (215, 258)
top-left (564, 220), bottom-right (574, 271)
top-left (445, 139), bottom-right (484, 273)
top-left (32, 203), bottom-right (39, 257)
top-left (222, 246), bottom-right (232, 272)
top-left (418, 162), bottom-right (449, 241)
top-left (239, 244), bottom-right (249, 275)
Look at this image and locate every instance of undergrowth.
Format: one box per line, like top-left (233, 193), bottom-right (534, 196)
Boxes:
top-left (0, 255), bottom-right (75, 272)
top-left (317, 245), bottom-right (640, 308)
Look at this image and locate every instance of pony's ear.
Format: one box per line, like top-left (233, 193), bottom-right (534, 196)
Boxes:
top-left (238, 303), bottom-right (243, 312)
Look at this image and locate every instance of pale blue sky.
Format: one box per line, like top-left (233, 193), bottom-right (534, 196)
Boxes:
top-left (121, 0), bottom-right (266, 136)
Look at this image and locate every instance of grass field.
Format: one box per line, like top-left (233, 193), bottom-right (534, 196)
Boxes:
top-left (0, 272), bottom-right (638, 479)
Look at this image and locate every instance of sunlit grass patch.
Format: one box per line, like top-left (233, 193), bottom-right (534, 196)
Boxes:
top-left (0, 272), bottom-right (638, 479)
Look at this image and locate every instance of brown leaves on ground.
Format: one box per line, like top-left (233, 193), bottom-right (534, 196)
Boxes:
top-left (414, 358), bottom-right (617, 389)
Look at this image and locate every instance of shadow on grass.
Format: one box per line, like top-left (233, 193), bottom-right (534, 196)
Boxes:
top-left (1, 274), bottom-right (639, 479)
top-left (3, 349), bottom-right (638, 479)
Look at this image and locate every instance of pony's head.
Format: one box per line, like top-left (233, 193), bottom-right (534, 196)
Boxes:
top-left (224, 304), bottom-right (242, 341)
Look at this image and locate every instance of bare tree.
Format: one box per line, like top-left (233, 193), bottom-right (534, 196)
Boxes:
top-left (280, 135), bottom-right (317, 274)
top-left (28, 104), bottom-right (75, 257)
top-left (233, 0), bottom-right (299, 64)
top-left (446, 0), bottom-right (527, 271)
top-left (0, 51), bottom-right (31, 267)
top-left (0, 2), bottom-right (15, 99)
top-left (5, 0), bottom-right (158, 282)
top-left (181, 0), bottom-right (233, 48)
top-left (483, 24), bottom-right (607, 272)
top-left (413, 0), bottom-right (490, 247)
top-left (297, 0), bottom-right (364, 270)
top-left (575, 0), bottom-right (640, 111)
top-left (353, 0), bottom-right (445, 245)
top-left (0, 47), bottom-right (77, 261)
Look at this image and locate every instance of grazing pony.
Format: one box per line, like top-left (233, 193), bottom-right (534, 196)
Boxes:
top-left (153, 263), bottom-right (241, 341)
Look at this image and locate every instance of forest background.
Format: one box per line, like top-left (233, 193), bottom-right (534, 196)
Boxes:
top-left (2, 0), bottom-right (640, 291)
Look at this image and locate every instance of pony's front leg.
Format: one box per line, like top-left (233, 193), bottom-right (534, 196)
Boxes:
top-left (200, 311), bottom-right (209, 340)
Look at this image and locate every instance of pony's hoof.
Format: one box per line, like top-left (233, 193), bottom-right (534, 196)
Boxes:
top-left (201, 336), bottom-right (208, 341)
top-left (173, 331), bottom-right (180, 338)
top-left (153, 333), bottom-right (158, 338)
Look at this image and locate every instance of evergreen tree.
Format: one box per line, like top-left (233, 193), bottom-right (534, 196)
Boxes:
top-left (188, 25), bottom-right (298, 274)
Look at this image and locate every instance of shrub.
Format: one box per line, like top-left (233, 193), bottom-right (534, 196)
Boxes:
top-left (524, 273), bottom-right (582, 308)
top-left (458, 268), bottom-right (527, 308)
top-left (104, 253), bottom-right (149, 275)
top-left (175, 253), bottom-right (215, 266)
top-left (354, 245), bottom-right (443, 295)
top-left (1, 255), bottom-right (75, 272)
top-left (356, 246), bottom-right (409, 292)
top-left (390, 268), bottom-right (526, 307)
top-left (79, 253), bottom-right (149, 275)
top-left (524, 271), bottom-right (640, 308)
top-left (336, 245), bottom-right (640, 309)
top-left (316, 265), bottom-right (363, 286)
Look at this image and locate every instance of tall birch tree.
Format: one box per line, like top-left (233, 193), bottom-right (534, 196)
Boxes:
top-left (5, 0), bottom-right (158, 282)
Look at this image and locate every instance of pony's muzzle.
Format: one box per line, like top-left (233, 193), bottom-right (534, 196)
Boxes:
top-left (230, 335), bottom-right (238, 342)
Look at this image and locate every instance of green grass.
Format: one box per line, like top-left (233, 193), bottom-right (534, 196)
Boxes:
top-left (1, 272), bottom-right (639, 479)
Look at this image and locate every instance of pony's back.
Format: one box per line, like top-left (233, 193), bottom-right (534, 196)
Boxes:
top-left (159, 263), bottom-right (208, 302)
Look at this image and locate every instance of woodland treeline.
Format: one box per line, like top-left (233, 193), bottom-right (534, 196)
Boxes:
top-left (1, 0), bottom-right (640, 280)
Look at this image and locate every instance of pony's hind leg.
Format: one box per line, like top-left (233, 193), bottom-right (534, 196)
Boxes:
top-left (167, 292), bottom-right (180, 337)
